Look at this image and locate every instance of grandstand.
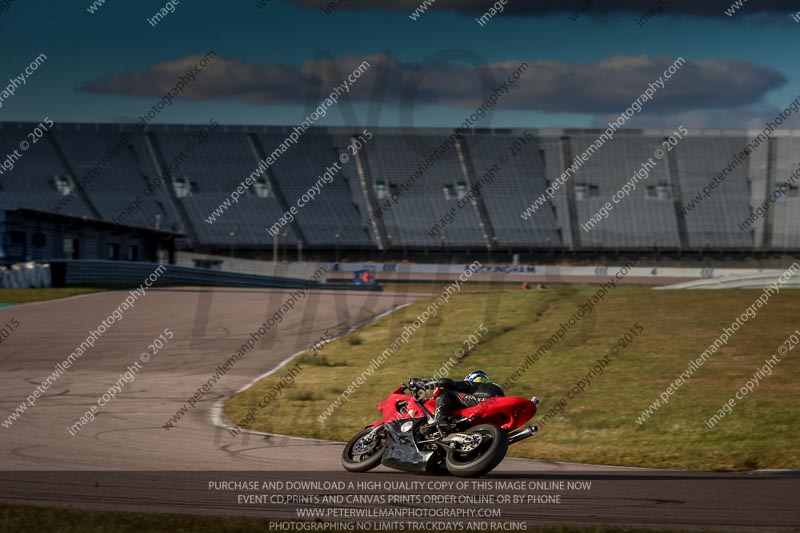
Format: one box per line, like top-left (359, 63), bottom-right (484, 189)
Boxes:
top-left (674, 135), bottom-right (753, 250)
top-left (55, 128), bottom-right (183, 232)
top-left (769, 136), bottom-right (800, 251)
top-left (570, 133), bottom-right (680, 249)
top-left (365, 133), bottom-right (487, 248)
top-left (1, 121), bottom-right (799, 262)
top-left (265, 132), bottom-right (370, 248)
top-left (462, 133), bottom-right (561, 249)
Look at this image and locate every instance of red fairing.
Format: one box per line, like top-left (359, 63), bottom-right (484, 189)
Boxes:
top-left (373, 387), bottom-right (536, 431)
top-left (376, 390), bottom-right (421, 424)
top-left (457, 396), bottom-right (536, 431)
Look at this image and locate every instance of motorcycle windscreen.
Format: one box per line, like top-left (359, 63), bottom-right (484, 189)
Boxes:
top-left (381, 419), bottom-right (434, 473)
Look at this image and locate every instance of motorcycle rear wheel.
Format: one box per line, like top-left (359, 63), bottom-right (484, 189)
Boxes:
top-left (341, 426), bottom-right (386, 472)
top-left (445, 424), bottom-right (508, 478)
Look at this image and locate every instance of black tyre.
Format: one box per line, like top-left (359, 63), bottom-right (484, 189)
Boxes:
top-left (341, 426), bottom-right (386, 473)
top-left (445, 424), bottom-right (508, 478)
top-left (427, 453), bottom-right (449, 475)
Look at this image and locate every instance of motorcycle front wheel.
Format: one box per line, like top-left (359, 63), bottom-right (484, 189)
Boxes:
top-left (445, 423), bottom-right (508, 478)
top-left (341, 426), bottom-right (386, 472)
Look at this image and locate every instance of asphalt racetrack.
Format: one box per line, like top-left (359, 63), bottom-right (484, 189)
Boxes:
top-left (0, 288), bottom-right (798, 531)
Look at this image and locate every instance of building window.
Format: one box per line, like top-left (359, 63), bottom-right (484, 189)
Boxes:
top-left (443, 184), bottom-right (455, 200)
top-left (777, 183), bottom-right (799, 201)
top-left (108, 243), bottom-right (120, 260)
top-left (646, 185), bottom-right (657, 198)
top-left (588, 184), bottom-right (600, 197)
top-left (657, 182), bottom-right (670, 200)
top-left (456, 182), bottom-right (467, 200)
top-left (54, 175), bottom-right (73, 196)
top-left (575, 182), bottom-right (587, 200)
top-left (10, 231), bottom-right (25, 245)
top-left (63, 238), bottom-right (79, 259)
top-left (128, 245), bottom-right (139, 261)
top-left (253, 177), bottom-right (270, 198)
top-left (375, 181), bottom-right (386, 200)
top-left (173, 176), bottom-right (190, 197)
top-left (32, 233), bottom-right (47, 247)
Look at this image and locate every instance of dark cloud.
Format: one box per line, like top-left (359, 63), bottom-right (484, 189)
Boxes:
top-left (291, 0), bottom-right (798, 18)
top-left (80, 53), bottom-right (786, 116)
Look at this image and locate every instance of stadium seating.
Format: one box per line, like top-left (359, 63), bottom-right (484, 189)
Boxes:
top-left (462, 133), bottom-right (561, 248)
top-left (674, 135), bottom-right (753, 249)
top-left (54, 126), bottom-right (183, 232)
top-left (568, 133), bottom-right (681, 249)
top-left (364, 133), bottom-right (487, 247)
top-left (262, 133), bottom-right (373, 248)
top-left (768, 137), bottom-right (800, 250)
top-left (0, 125), bottom-right (94, 218)
top-left (0, 122), bottom-right (796, 253)
top-left (154, 129), bottom-right (298, 247)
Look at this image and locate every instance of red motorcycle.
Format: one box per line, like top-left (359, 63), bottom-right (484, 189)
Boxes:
top-left (341, 379), bottom-right (539, 477)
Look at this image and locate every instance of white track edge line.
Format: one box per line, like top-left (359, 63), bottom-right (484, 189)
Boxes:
top-left (209, 301), bottom-right (415, 441)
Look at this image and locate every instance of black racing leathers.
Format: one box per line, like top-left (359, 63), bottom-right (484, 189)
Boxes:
top-left (431, 378), bottom-right (504, 425)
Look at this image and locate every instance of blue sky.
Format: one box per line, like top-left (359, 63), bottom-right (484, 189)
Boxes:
top-left (1, 0), bottom-right (799, 130)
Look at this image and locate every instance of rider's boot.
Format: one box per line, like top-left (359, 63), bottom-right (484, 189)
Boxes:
top-left (420, 403), bottom-right (455, 436)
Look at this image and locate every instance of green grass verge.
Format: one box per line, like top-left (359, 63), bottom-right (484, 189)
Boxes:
top-left (0, 288), bottom-right (107, 305)
top-left (379, 281), bottom-right (530, 294)
top-left (0, 503), bottom-right (692, 533)
top-left (225, 287), bottom-right (800, 471)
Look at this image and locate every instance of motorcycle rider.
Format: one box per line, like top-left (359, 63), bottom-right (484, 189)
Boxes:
top-left (410, 370), bottom-right (504, 436)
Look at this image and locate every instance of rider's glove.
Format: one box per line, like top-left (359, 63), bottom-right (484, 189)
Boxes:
top-left (409, 378), bottom-right (447, 390)
top-left (423, 379), bottom-right (443, 390)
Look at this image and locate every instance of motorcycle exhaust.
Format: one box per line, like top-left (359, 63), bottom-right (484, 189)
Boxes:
top-left (508, 424), bottom-right (538, 445)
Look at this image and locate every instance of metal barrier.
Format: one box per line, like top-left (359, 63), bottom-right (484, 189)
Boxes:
top-left (46, 260), bottom-right (381, 291)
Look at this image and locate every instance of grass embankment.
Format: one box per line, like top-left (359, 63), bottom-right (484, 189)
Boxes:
top-left (225, 286), bottom-right (800, 471)
top-left (0, 503), bottom-right (694, 533)
top-left (379, 281), bottom-right (527, 294)
top-left (0, 288), bottom-right (106, 305)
